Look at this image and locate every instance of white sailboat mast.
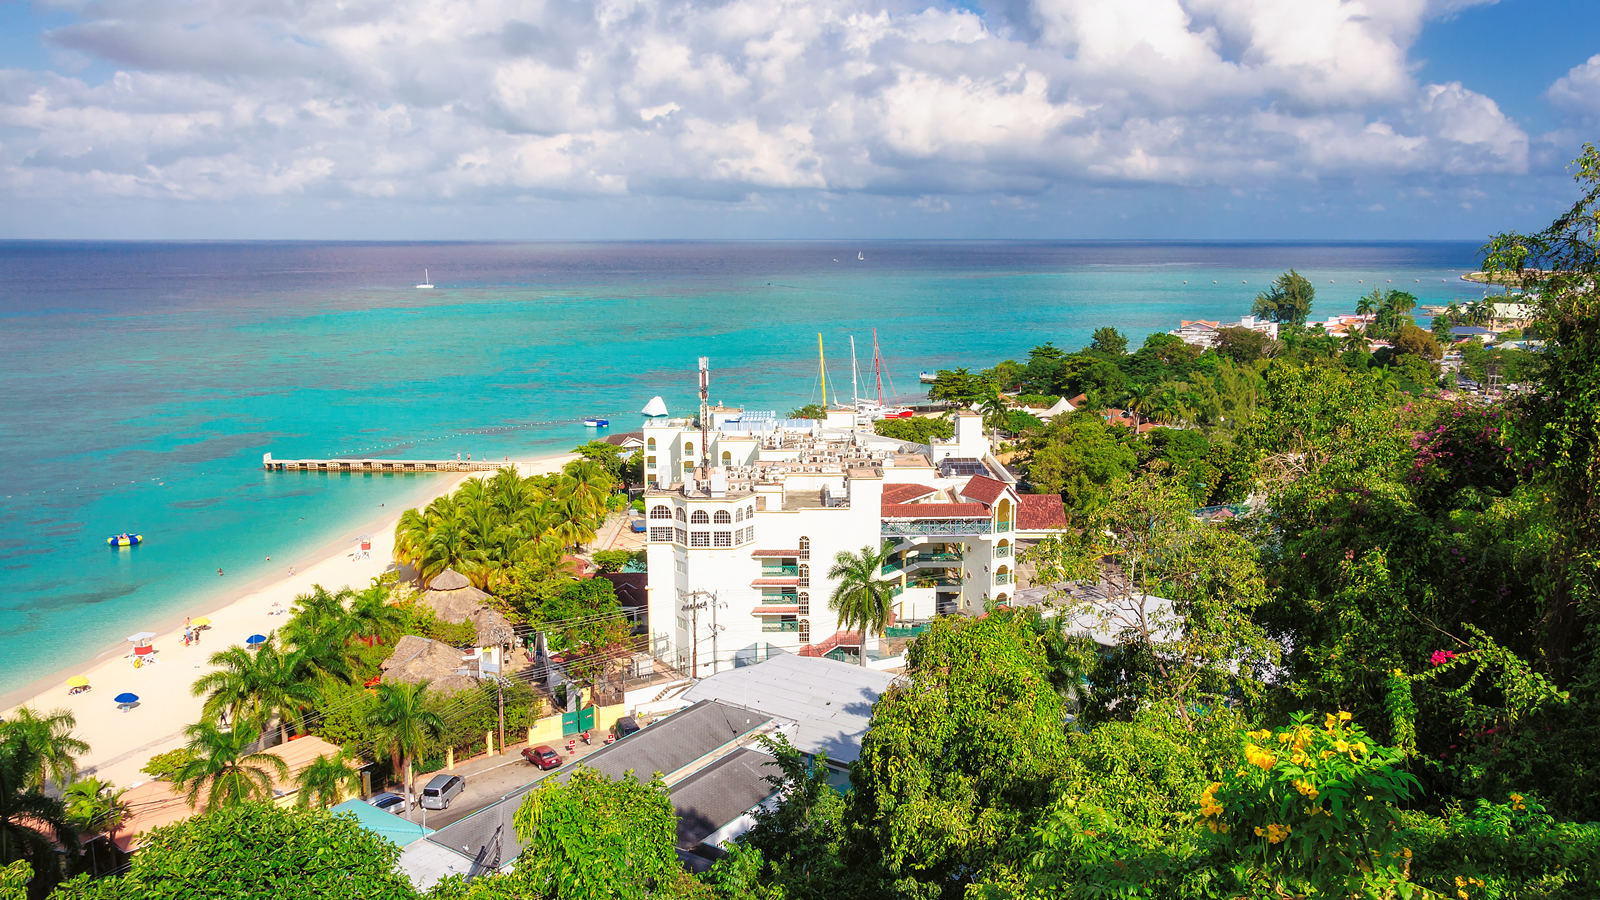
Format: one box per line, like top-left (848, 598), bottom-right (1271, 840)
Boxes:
top-left (850, 336), bottom-right (859, 405)
top-left (873, 328), bottom-right (883, 406)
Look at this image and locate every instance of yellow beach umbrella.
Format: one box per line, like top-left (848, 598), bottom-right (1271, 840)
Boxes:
top-left (191, 617), bottom-right (211, 627)
top-left (66, 676), bottom-right (89, 687)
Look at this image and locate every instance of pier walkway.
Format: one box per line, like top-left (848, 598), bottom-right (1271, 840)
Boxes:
top-left (262, 453), bottom-right (506, 473)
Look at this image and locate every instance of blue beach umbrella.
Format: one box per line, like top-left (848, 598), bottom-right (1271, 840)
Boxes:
top-left (114, 693), bottom-right (139, 711)
top-left (246, 634), bottom-right (267, 648)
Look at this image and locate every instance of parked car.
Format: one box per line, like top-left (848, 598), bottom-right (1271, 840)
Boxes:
top-left (612, 716), bottom-right (641, 741)
top-left (367, 791), bottom-right (408, 815)
top-left (522, 744), bottom-right (563, 770)
top-left (420, 774), bottom-right (466, 810)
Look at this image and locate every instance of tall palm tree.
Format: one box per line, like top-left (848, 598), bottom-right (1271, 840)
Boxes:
top-left (0, 739), bottom-right (76, 884)
top-left (0, 707), bottom-right (89, 791)
top-left (1354, 290), bottom-right (1379, 317)
top-left (192, 637), bottom-right (320, 743)
top-left (980, 391), bottom-right (1011, 436)
top-left (174, 721), bottom-right (289, 810)
top-left (1122, 383), bottom-right (1154, 428)
top-left (364, 681), bottom-right (445, 803)
top-left (347, 583), bottom-right (405, 647)
top-left (63, 777), bottom-right (127, 876)
top-left (294, 750), bottom-right (362, 809)
top-left (826, 545), bottom-right (898, 667)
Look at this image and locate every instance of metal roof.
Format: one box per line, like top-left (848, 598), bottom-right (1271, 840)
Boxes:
top-left (680, 653), bottom-right (896, 763)
top-left (669, 747), bottom-right (778, 850)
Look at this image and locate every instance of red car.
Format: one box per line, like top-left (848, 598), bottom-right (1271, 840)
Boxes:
top-left (522, 744), bottom-right (562, 770)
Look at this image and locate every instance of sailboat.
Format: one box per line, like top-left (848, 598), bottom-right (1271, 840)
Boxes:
top-left (854, 330), bottom-right (913, 419)
top-left (858, 252), bottom-right (864, 261)
top-left (415, 269), bottom-right (434, 289)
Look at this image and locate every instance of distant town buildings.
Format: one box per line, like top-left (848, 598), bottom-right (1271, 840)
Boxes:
top-left (1167, 315), bottom-right (1279, 349)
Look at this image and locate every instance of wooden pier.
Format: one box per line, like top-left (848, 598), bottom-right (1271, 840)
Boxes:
top-left (262, 453), bottom-right (506, 474)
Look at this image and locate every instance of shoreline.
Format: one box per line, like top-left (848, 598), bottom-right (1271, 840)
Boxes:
top-left (1, 452), bottom-right (576, 788)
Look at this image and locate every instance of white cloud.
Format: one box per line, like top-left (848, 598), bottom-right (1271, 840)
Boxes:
top-left (0, 0), bottom-right (1530, 208)
top-left (1548, 54), bottom-right (1600, 118)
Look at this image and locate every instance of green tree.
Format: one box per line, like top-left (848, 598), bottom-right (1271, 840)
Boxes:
top-left (737, 734), bottom-right (855, 898)
top-left (1030, 473), bottom-right (1276, 721)
top-left (1252, 268), bottom-right (1316, 326)
top-left (63, 778), bottom-right (127, 876)
top-left (294, 751), bottom-right (362, 809)
top-left (1213, 325), bottom-right (1277, 363)
top-left (1024, 412), bottom-right (1137, 517)
top-left (364, 681), bottom-right (445, 802)
top-left (174, 722), bottom-right (289, 810)
top-left (191, 637), bottom-right (320, 745)
top-left (928, 367), bottom-right (984, 405)
top-left (1355, 291), bottom-right (1379, 317)
top-left (873, 415), bottom-right (953, 444)
top-left (49, 802), bottom-right (418, 900)
top-left (347, 580), bottom-right (405, 647)
top-left (788, 403), bottom-right (826, 419)
top-left (0, 736), bottom-right (75, 890)
top-left (826, 545), bottom-right (897, 666)
top-left (0, 708), bottom-right (88, 791)
top-left (1088, 327), bottom-right (1128, 356)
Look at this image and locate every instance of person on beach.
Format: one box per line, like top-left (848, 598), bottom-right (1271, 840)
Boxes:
top-left (217, 568), bottom-right (224, 576)
top-left (183, 627), bottom-right (191, 646)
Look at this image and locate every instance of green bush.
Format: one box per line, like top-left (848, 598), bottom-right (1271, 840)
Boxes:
top-left (140, 748), bottom-right (197, 782)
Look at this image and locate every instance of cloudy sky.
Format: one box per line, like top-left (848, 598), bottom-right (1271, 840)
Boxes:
top-left (1, 0), bottom-right (1597, 239)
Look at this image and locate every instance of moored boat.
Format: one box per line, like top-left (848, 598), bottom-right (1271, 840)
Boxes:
top-left (107, 533), bottom-right (142, 547)
top-left (919, 371), bottom-right (937, 383)
top-left (583, 418), bottom-right (609, 427)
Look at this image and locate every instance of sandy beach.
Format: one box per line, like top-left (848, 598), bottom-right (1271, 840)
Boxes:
top-left (2, 452), bottom-right (576, 790)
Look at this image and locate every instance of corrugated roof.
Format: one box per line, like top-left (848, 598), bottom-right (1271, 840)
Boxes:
top-left (670, 748), bottom-right (777, 850)
top-left (680, 654), bottom-right (895, 763)
top-left (330, 799), bottom-right (434, 848)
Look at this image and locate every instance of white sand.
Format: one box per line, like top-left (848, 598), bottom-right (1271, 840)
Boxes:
top-left (4, 453), bottom-right (575, 790)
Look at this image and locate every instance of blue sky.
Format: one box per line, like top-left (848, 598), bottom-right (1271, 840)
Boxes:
top-left (1, 0), bottom-right (1597, 240)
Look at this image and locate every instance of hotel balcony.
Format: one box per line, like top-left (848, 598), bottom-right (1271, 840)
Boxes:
top-left (882, 518), bottom-right (993, 537)
top-left (761, 621), bottom-right (802, 633)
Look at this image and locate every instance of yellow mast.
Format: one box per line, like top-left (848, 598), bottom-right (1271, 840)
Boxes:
top-left (817, 333), bottom-right (826, 409)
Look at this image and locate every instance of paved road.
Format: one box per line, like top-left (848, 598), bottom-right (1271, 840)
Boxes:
top-left (397, 735), bottom-right (614, 830)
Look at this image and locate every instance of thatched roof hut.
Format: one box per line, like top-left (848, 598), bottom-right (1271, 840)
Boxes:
top-left (421, 568), bottom-right (511, 646)
top-left (380, 635), bottom-right (477, 694)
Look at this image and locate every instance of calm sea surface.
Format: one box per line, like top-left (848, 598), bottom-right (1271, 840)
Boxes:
top-left (0, 241), bottom-right (1492, 696)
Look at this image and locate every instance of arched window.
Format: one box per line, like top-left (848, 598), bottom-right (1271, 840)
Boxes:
top-left (798, 592), bottom-right (810, 615)
top-left (721, 450), bottom-right (732, 465)
top-left (650, 505), bottom-right (672, 520)
top-left (798, 536), bottom-right (810, 560)
top-left (713, 510), bottom-right (732, 524)
top-left (798, 564), bottom-right (809, 587)
top-left (734, 507), bottom-right (745, 522)
top-left (746, 505), bottom-right (755, 519)
top-left (675, 508), bottom-right (687, 522)
top-left (684, 441), bottom-right (695, 456)
top-left (647, 437), bottom-right (656, 451)
top-left (799, 620), bottom-right (810, 644)
top-left (690, 510), bottom-right (710, 524)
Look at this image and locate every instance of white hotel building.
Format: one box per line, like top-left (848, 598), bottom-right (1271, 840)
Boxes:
top-left (641, 408), bottom-right (1067, 676)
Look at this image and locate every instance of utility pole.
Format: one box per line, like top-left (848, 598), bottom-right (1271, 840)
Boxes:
top-left (680, 589), bottom-right (711, 677)
top-left (709, 590), bottom-right (720, 677)
top-left (698, 357), bottom-right (711, 469)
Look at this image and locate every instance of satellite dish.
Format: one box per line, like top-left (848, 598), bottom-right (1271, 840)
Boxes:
top-left (642, 396), bottom-right (669, 417)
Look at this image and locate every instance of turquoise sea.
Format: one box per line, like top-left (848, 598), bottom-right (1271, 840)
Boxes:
top-left (0, 241), bottom-right (1495, 698)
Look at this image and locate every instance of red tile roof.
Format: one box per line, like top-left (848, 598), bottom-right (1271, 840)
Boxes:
top-left (881, 483), bottom-right (938, 504)
top-left (1017, 494), bottom-right (1068, 531)
top-left (750, 577), bottom-right (799, 586)
top-left (959, 474), bottom-right (1010, 505)
top-left (799, 630), bottom-right (864, 656)
top-left (881, 502), bottom-right (992, 518)
top-left (751, 605), bottom-right (800, 614)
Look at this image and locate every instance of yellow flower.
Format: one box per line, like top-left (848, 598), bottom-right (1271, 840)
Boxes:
top-left (1351, 741), bottom-right (1367, 756)
top-left (1292, 778), bottom-right (1319, 799)
top-left (1334, 739), bottom-right (1350, 753)
top-left (1261, 823), bottom-right (1290, 844)
top-left (1338, 711), bottom-right (1352, 722)
top-left (1403, 848), bottom-right (1412, 859)
top-left (1510, 793), bottom-right (1526, 810)
top-left (1392, 668), bottom-right (1404, 677)
top-left (1277, 732), bottom-right (1293, 744)
top-left (1325, 713), bottom-right (1339, 730)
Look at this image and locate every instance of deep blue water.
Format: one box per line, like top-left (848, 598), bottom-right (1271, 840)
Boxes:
top-left (0, 240), bottom-right (1493, 696)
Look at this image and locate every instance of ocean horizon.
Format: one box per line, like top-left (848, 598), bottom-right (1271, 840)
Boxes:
top-left (0, 239), bottom-right (1496, 698)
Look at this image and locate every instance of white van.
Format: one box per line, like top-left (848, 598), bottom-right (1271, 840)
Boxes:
top-left (421, 774), bottom-right (466, 810)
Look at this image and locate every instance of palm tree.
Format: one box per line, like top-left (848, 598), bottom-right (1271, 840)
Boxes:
top-left (1122, 383), bottom-right (1154, 428)
top-left (191, 637), bottom-right (320, 743)
top-left (1468, 299), bottom-right (1494, 326)
top-left (294, 751), bottom-right (362, 809)
top-left (174, 721), bottom-right (289, 810)
top-left (826, 545), bottom-right (898, 667)
top-left (63, 778), bottom-right (128, 875)
top-left (980, 391), bottom-right (1011, 437)
top-left (348, 582), bottom-right (405, 648)
top-left (364, 681), bottom-right (445, 803)
top-left (0, 707), bottom-right (89, 791)
top-left (1343, 326), bottom-right (1371, 354)
top-left (1354, 290), bottom-right (1379, 317)
top-left (0, 739), bottom-right (77, 884)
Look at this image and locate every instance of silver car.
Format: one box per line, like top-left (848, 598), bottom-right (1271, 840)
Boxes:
top-left (420, 774), bottom-right (466, 810)
top-left (367, 791), bottom-right (408, 814)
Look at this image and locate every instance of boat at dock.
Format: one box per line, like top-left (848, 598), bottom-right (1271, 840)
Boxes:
top-left (107, 533), bottom-right (142, 547)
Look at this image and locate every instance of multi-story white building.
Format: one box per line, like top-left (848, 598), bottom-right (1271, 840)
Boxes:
top-left (642, 408), bottom-right (1067, 676)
